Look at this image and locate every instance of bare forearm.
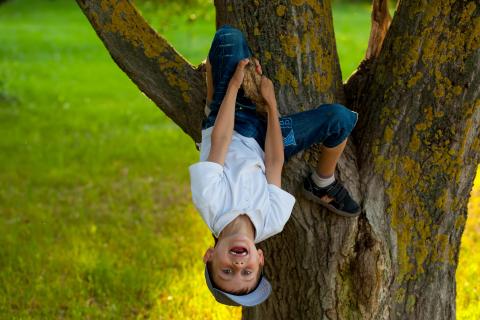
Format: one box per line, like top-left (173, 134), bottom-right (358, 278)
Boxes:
top-left (212, 83), bottom-right (238, 142)
top-left (206, 59), bottom-right (214, 105)
top-left (207, 83), bottom-right (239, 164)
top-left (265, 101), bottom-right (284, 185)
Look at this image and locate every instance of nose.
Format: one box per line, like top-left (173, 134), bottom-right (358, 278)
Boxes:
top-left (233, 260), bottom-right (244, 266)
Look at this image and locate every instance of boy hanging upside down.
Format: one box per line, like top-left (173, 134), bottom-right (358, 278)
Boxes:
top-left (189, 25), bottom-right (360, 306)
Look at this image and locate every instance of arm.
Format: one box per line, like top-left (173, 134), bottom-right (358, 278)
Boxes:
top-left (207, 59), bottom-right (249, 165)
top-left (261, 77), bottom-right (284, 187)
top-left (205, 59), bottom-right (214, 106)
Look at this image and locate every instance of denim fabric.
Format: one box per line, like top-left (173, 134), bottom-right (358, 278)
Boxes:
top-left (207, 25), bottom-right (256, 115)
top-left (278, 104), bottom-right (358, 158)
top-left (204, 104), bottom-right (358, 160)
top-left (203, 25), bottom-right (358, 160)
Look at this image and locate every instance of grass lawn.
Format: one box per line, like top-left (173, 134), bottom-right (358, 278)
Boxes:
top-left (0, 0), bottom-right (233, 318)
top-left (0, 0), bottom-right (478, 318)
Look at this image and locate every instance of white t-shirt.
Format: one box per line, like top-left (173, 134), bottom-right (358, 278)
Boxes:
top-left (189, 127), bottom-right (296, 243)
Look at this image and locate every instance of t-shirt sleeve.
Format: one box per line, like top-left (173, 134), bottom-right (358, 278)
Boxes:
top-left (255, 184), bottom-right (296, 243)
top-left (189, 161), bottom-right (227, 230)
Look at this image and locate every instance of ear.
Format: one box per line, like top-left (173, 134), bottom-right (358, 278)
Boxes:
top-left (203, 248), bottom-right (214, 264)
top-left (258, 249), bottom-right (265, 267)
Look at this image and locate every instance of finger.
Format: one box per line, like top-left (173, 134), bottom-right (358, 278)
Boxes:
top-left (238, 58), bottom-right (250, 68)
top-left (254, 60), bottom-right (263, 74)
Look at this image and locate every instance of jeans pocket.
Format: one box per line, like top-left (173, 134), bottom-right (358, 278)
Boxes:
top-left (280, 117), bottom-right (297, 147)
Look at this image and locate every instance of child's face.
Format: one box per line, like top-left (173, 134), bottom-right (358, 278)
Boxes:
top-left (204, 234), bottom-right (264, 294)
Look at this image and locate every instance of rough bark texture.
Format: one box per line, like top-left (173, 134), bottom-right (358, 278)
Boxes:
top-left (76, 0), bottom-right (206, 143)
top-left (77, 0), bottom-right (480, 319)
top-left (352, 1), bottom-right (480, 318)
top-left (365, 0), bottom-right (391, 59)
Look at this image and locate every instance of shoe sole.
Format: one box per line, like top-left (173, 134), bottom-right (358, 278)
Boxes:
top-left (303, 189), bottom-right (361, 218)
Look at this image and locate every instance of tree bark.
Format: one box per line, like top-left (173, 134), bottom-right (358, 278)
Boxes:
top-left (76, 0), bottom-right (206, 143)
top-left (77, 0), bottom-right (480, 319)
top-left (365, 0), bottom-right (391, 60)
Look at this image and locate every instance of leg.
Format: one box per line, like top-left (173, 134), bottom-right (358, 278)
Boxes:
top-left (316, 139), bottom-right (347, 177)
top-left (280, 103), bottom-right (357, 160)
top-left (279, 104), bottom-right (360, 216)
top-left (207, 25), bottom-right (253, 116)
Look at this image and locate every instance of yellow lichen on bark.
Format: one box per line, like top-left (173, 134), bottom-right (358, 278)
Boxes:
top-left (407, 72), bottom-right (423, 88)
top-left (280, 34), bottom-right (300, 58)
top-left (375, 99), bottom-right (478, 282)
top-left (368, 0), bottom-right (480, 302)
top-left (383, 154), bottom-right (438, 282)
top-left (291, 0), bottom-right (325, 15)
top-left (383, 126), bottom-right (394, 144)
top-left (97, 0), bottom-right (192, 102)
top-left (402, 0), bottom-right (479, 109)
top-left (276, 5), bottom-right (286, 17)
top-left (390, 35), bottom-right (422, 80)
top-left (291, 0), bottom-right (305, 6)
top-left (274, 1), bottom-right (337, 96)
top-left (263, 51), bottom-right (272, 62)
top-left (408, 132), bottom-right (421, 152)
top-left (276, 64), bottom-right (299, 94)
top-left (101, 0), bottom-right (169, 58)
top-left (300, 30), bottom-right (335, 93)
top-left (372, 101), bottom-right (479, 284)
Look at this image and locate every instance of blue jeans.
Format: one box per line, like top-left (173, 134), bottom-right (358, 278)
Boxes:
top-left (203, 104), bottom-right (358, 160)
top-left (203, 25), bottom-right (358, 159)
top-left (207, 25), bottom-right (256, 113)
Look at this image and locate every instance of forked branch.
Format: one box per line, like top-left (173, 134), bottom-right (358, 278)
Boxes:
top-left (76, 0), bottom-right (206, 142)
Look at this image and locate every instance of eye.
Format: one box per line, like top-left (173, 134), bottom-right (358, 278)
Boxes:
top-left (242, 270), bottom-right (252, 276)
top-left (222, 269), bottom-right (232, 274)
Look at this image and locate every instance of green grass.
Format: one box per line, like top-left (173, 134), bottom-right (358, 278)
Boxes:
top-left (0, 0), bottom-right (478, 318)
top-left (457, 168), bottom-right (480, 320)
top-left (332, 2), bottom-right (373, 79)
top-left (0, 0), bottom-right (235, 318)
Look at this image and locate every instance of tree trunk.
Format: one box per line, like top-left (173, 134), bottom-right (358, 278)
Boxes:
top-left (76, 0), bottom-right (480, 319)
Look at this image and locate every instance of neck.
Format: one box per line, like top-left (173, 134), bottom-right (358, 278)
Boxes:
top-left (219, 214), bottom-right (255, 240)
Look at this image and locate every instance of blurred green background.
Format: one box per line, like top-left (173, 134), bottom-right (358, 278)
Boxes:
top-left (0, 0), bottom-right (478, 318)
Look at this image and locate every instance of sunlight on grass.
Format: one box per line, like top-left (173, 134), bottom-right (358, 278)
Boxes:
top-left (457, 167), bottom-right (480, 320)
top-left (0, 0), bottom-right (238, 317)
top-left (148, 206), bottom-right (240, 320)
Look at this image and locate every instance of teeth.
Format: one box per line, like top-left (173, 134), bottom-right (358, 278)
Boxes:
top-left (230, 250), bottom-right (247, 256)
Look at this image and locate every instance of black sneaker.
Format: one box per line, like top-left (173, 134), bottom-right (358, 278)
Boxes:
top-left (303, 175), bottom-right (361, 217)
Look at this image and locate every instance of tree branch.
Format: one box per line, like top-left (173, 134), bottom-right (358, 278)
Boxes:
top-left (76, 0), bottom-right (206, 143)
top-left (365, 0), bottom-right (391, 60)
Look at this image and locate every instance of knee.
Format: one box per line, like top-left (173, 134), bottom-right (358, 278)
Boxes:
top-left (327, 104), bottom-right (358, 133)
top-left (216, 25), bottom-right (243, 41)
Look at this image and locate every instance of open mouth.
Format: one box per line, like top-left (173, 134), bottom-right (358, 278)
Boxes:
top-left (229, 246), bottom-right (248, 256)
